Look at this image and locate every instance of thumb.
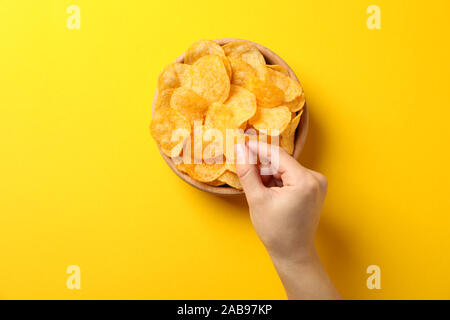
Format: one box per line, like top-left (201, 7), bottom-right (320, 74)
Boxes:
top-left (247, 140), bottom-right (308, 186)
top-left (235, 143), bottom-right (266, 202)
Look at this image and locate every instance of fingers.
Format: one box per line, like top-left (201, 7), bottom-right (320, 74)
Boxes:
top-left (260, 162), bottom-right (283, 187)
top-left (235, 144), bottom-right (267, 202)
top-left (307, 169), bottom-right (328, 193)
top-left (260, 173), bottom-right (272, 186)
top-left (247, 140), bottom-right (309, 186)
top-left (236, 139), bottom-right (327, 191)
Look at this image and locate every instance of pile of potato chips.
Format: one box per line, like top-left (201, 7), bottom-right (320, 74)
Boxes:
top-left (151, 40), bottom-right (305, 190)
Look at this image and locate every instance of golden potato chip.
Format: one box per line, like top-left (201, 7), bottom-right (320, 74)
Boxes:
top-left (176, 65), bottom-right (191, 85)
top-left (285, 92), bottom-right (305, 112)
top-left (203, 139), bottom-right (226, 163)
top-left (221, 56), bottom-right (232, 80)
top-left (224, 85), bottom-right (257, 127)
top-left (184, 162), bottom-right (226, 182)
top-left (223, 41), bottom-right (267, 80)
top-left (244, 76), bottom-right (285, 108)
top-left (150, 108), bottom-right (191, 157)
top-left (157, 63), bottom-right (191, 92)
top-left (267, 68), bottom-right (303, 102)
top-left (176, 162), bottom-right (188, 174)
top-left (184, 39), bottom-right (225, 65)
top-left (222, 128), bottom-right (245, 164)
top-left (182, 125), bottom-right (212, 163)
top-left (205, 102), bottom-right (237, 134)
top-left (280, 110), bottom-right (303, 155)
top-left (206, 179), bottom-right (226, 187)
top-left (170, 87), bottom-right (209, 125)
top-left (228, 57), bottom-right (256, 86)
top-left (186, 55), bottom-right (230, 104)
top-left (180, 124), bottom-right (225, 164)
top-left (218, 171), bottom-right (242, 190)
top-left (267, 64), bottom-right (289, 76)
top-left (204, 102), bottom-right (245, 159)
top-left (249, 106), bottom-right (291, 136)
top-left (154, 88), bottom-right (174, 113)
top-left (225, 163), bottom-right (237, 174)
top-left (205, 85), bottom-right (256, 161)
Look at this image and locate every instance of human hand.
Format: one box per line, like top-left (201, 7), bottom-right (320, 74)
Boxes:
top-left (235, 140), bottom-right (328, 262)
top-left (235, 140), bottom-right (339, 299)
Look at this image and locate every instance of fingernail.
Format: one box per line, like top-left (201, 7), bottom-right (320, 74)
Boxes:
top-left (248, 140), bottom-right (258, 152)
top-left (235, 144), bottom-right (245, 164)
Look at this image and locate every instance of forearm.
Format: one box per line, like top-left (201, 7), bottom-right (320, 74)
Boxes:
top-left (270, 249), bottom-right (341, 300)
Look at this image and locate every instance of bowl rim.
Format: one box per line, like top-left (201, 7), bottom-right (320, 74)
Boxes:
top-left (151, 38), bottom-right (309, 195)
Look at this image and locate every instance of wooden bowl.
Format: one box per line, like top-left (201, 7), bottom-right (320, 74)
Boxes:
top-left (152, 38), bottom-right (309, 195)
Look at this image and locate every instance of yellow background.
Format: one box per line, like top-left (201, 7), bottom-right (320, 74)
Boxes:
top-left (1, 0), bottom-right (449, 299)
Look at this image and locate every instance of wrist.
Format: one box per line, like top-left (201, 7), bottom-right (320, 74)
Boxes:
top-left (268, 245), bottom-right (319, 269)
top-left (268, 247), bottom-right (341, 300)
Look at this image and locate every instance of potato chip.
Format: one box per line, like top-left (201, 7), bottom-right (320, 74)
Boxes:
top-left (184, 39), bottom-right (225, 65)
top-left (218, 171), bottom-right (242, 190)
top-left (157, 63), bottom-right (191, 92)
top-left (176, 64), bottom-right (191, 85)
top-left (285, 92), bottom-right (305, 112)
top-left (224, 85), bottom-right (257, 127)
top-left (203, 139), bottom-right (226, 163)
top-left (178, 124), bottom-right (225, 164)
top-left (184, 162), bottom-right (226, 182)
top-left (150, 108), bottom-right (191, 157)
top-left (222, 128), bottom-right (245, 164)
top-left (280, 110), bottom-right (303, 155)
top-left (204, 102), bottom-right (247, 145)
top-left (186, 55), bottom-right (230, 104)
top-left (225, 163), bottom-right (237, 174)
top-left (204, 102), bottom-right (236, 134)
top-left (223, 41), bottom-right (267, 80)
top-left (244, 76), bottom-right (285, 108)
top-left (204, 102), bottom-right (244, 159)
top-left (228, 57), bottom-right (256, 86)
top-left (221, 56), bottom-right (232, 80)
top-left (176, 162), bottom-right (188, 174)
top-left (267, 64), bottom-right (289, 76)
top-left (170, 87), bottom-right (209, 125)
top-left (206, 179), bottom-right (226, 187)
top-left (154, 88), bottom-right (174, 113)
top-left (249, 106), bottom-right (291, 135)
top-left (182, 125), bottom-right (216, 164)
top-left (267, 68), bottom-right (303, 102)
